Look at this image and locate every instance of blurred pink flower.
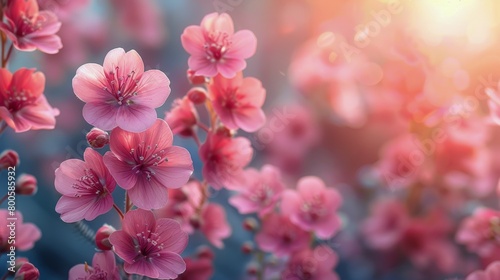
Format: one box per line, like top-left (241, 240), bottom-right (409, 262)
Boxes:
top-left (109, 209), bottom-right (188, 279)
top-left (14, 262), bottom-right (39, 280)
top-left (466, 261), bottom-right (500, 280)
top-left (255, 213), bottom-right (309, 256)
top-left (0, 0), bottom-right (62, 54)
top-left (362, 198), bottom-right (409, 250)
top-left (178, 256), bottom-right (214, 280)
top-left (281, 176), bottom-right (342, 239)
top-left (281, 246), bottom-right (339, 280)
top-left (208, 73), bottom-right (266, 132)
top-left (456, 208), bottom-right (500, 260)
top-left (200, 203), bottom-right (231, 249)
top-left (165, 96), bottom-right (198, 137)
top-left (229, 165), bottom-right (285, 217)
top-left (181, 12), bottom-right (257, 78)
top-left (37, 0), bottom-right (89, 20)
top-left (0, 149), bottom-right (19, 169)
top-left (0, 210), bottom-right (41, 252)
top-left (68, 251), bottom-right (119, 280)
top-left (200, 132), bottom-right (253, 189)
top-left (110, 0), bottom-right (166, 48)
top-left (103, 119), bottom-right (193, 209)
top-left (0, 68), bottom-right (59, 132)
top-left (72, 48), bottom-right (170, 132)
top-left (486, 83), bottom-right (500, 126)
top-left (55, 148), bottom-right (116, 223)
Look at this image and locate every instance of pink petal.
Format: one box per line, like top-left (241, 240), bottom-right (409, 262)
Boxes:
top-left (233, 107), bottom-right (266, 132)
top-left (68, 264), bottom-right (88, 279)
top-left (152, 252), bottom-right (186, 279)
top-left (133, 70), bottom-right (170, 108)
top-left (188, 55), bottom-right (217, 77)
top-left (24, 34), bottom-right (62, 54)
top-left (226, 30), bottom-right (257, 59)
top-left (181, 26), bottom-right (206, 56)
top-left (280, 190), bottom-right (301, 218)
top-left (92, 251), bottom-right (117, 273)
top-left (217, 59), bottom-right (246, 78)
top-left (115, 104), bottom-right (157, 133)
top-left (315, 213), bottom-right (341, 239)
top-left (72, 63), bottom-right (109, 103)
top-left (102, 152), bottom-right (137, 190)
top-left (124, 260), bottom-right (159, 279)
top-left (155, 218), bottom-right (188, 254)
top-left (150, 146), bottom-right (193, 188)
top-left (16, 223), bottom-right (41, 251)
top-left (55, 196), bottom-right (104, 223)
top-left (127, 176), bottom-right (169, 209)
top-left (104, 48), bottom-right (144, 78)
top-left (121, 209), bottom-right (157, 235)
top-left (239, 77), bottom-right (265, 107)
top-left (201, 13), bottom-right (234, 35)
top-left (82, 102), bottom-right (118, 131)
top-left (229, 195), bottom-right (259, 214)
top-left (109, 231), bottom-right (139, 264)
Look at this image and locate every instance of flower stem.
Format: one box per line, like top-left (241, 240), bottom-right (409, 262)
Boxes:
top-left (192, 132), bottom-right (202, 147)
top-left (113, 203), bottom-right (125, 219)
top-left (197, 121), bottom-right (210, 132)
top-left (3, 43), bottom-right (13, 67)
top-left (125, 192), bottom-right (131, 213)
top-left (0, 194), bottom-right (7, 205)
top-left (256, 250), bottom-right (265, 280)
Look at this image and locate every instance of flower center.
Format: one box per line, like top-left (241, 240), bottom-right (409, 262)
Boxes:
top-left (133, 228), bottom-right (165, 262)
top-left (204, 32), bottom-right (231, 63)
top-left (250, 184), bottom-right (273, 205)
top-left (18, 13), bottom-right (44, 36)
top-left (71, 168), bottom-right (107, 198)
top-left (2, 87), bottom-right (39, 113)
top-left (103, 66), bottom-right (139, 106)
top-left (129, 142), bottom-right (168, 181)
top-left (300, 196), bottom-right (326, 222)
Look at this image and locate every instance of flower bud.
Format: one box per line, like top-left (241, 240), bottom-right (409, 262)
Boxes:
top-left (187, 69), bottom-right (207, 85)
top-left (189, 216), bottom-right (201, 229)
top-left (95, 224), bottom-right (116, 251)
top-left (187, 87), bottom-right (207, 104)
top-left (86, 128), bottom-right (109, 149)
top-left (0, 149), bottom-right (19, 169)
top-left (241, 241), bottom-right (254, 254)
top-left (243, 217), bottom-right (258, 232)
top-left (16, 174), bottom-right (37, 196)
top-left (14, 262), bottom-right (39, 280)
top-left (246, 264), bottom-right (258, 276)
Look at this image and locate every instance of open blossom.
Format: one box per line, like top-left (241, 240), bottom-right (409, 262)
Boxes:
top-left (165, 96), bottom-right (198, 137)
top-left (0, 0), bottom-right (62, 54)
top-left (281, 246), bottom-right (339, 280)
top-left (109, 209), bottom-right (188, 279)
top-left (200, 131), bottom-right (253, 189)
top-left (362, 198), bottom-right (409, 250)
top-left (68, 251), bottom-right (119, 280)
top-left (103, 119), bottom-right (193, 209)
top-left (207, 73), bottom-right (266, 132)
top-left (0, 210), bottom-right (41, 252)
top-left (229, 165), bottom-right (285, 217)
top-left (55, 148), bottom-right (116, 223)
top-left (466, 261), bottom-right (500, 280)
top-left (456, 208), bottom-right (500, 259)
top-left (255, 213), bottom-right (309, 256)
top-left (200, 203), bottom-right (231, 249)
top-left (72, 48), bottom-right (170, 132)
top-left (0, 68), bottom-right (59, 133)
top-left (181, 12), bottom-right (257, 78)
top-left (281, 176), bottom-right (342, 239)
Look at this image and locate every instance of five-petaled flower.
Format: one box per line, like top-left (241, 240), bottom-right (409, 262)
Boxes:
top-left (72, 48), bottom-right (170, 133)
top-left (109, 209), bottom-right (188, 279)
top-left (0, 0), bottom-right (62, 54)
top-left (181, 12), bottom-right (257, 78)
top-left (103, 119), bottom-right (193, 209)
top-left (55, 148), bottom-right (116, 223)
top-left (0, 68), bottom-right (59, 133)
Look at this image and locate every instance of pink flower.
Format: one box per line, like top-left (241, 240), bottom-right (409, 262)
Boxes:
top-left (281, 246), bottom-right (339, 280)
top-left (72, 48), bottom-right (170, 132)
top-left (181, 13), bottom-right (257, 78)
top-left (103, 119), bottom-right (193, 209)
top-left (362, 198), bottom-right (409, 250)
top-left (55, 148), bottom-right (116, 223)
top-left (68, 251), bottom-right (119, 280)
top-left (37, 0), bottom-right (89, 20)
top-left (109, 209), bottom-right (188, 279)
top-left (200, 203), bottom-right (232, 249)
top-left (0, 68), bottom-right (59, 132)
top-left (281, 176), bottom-right (342, 239)
top-left (207, 73), bottom-right (266, 132)
top-left (456, 208), bottom-right (500, 259)
top-left (0, 0), bottom-right (62, 54)
top-left (200, 131), bottom-right (253, 189)
top-left (466, 261), bottom-right (500, 280)
top-left (86, 127), bottom-right (110, 149)
top-left (0, 210), bottom-right (41, 252)
top-left (229, 165), bottom-right (285, 217)
top-left (255, 213), bottom-right (309, 256)
top-left (486, 84), bottom-right (500, 126)
top-left (165, 96), bottom-right (198, 137)
top-left (178, 257), bottom-right (213, 280)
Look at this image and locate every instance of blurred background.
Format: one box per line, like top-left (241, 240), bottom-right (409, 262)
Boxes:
top-left (3, 0), bottom-right (500, 279)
